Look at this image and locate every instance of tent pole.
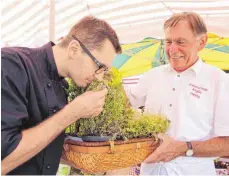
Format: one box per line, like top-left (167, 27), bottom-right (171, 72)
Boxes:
top-left (49, 0), bottom-right (55, 41)
top-left (84, 0), bottom-right (91, 15)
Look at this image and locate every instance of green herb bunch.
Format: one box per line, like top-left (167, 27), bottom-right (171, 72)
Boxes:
top-left (66, 68), bottom-right (170, 140)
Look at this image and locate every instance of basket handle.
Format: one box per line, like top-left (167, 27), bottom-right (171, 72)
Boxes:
top-left (108, 141), bottom-right (142, 153)
top-left (63, 143), bottom-right (70, 152)
top-left (109, 141), bottom-right (115, 153)
top-left (136, 142), bottom-right (141, 149)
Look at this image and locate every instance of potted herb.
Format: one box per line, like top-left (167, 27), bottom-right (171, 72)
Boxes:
top-left (63, 68), bottom-right (170, 173)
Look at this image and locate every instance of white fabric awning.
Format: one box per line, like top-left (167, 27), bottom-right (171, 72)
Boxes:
top-left (1, 0), bottom-right (229, 47)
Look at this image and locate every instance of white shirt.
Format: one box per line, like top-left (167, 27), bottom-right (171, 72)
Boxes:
top-left (126, 59), bottom-right (229, 175)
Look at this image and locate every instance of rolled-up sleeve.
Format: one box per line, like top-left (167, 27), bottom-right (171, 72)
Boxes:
top-left (1, 53), bottom-right (29, 160)
top-left (213, 73), bottom-right (229, 136)
top-left (125, 70), bottom-right (153, 108)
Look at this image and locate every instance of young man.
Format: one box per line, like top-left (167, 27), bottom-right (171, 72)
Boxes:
top-left (1, 16), bottom-right (121, 175)
top-left (126, 12), bottom-right (229, 175)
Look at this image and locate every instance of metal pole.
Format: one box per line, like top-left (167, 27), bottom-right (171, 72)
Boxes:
top-left (49, 0), bottom-right (55, 41)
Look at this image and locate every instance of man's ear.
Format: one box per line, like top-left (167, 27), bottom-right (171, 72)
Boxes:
top-left (198, 34), bottom-right (208, 51)
top-left (67, 40), bottom-right (81, 59)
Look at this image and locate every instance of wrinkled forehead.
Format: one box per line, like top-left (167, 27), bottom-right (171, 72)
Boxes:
top-left (165, 20), bottom-right (196, 40)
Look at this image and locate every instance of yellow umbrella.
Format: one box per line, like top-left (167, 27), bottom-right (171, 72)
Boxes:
top-left (113, 38), bottom-right (164, 78)
top-left (200, 33), bottom-right (229, 71)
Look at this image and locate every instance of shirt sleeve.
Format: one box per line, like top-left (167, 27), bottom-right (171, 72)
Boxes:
top-left (1, 52), bottom-right (29, 160)
top-left (125, 70), bottom-right (153, 108)
top-left (213, 72), bottom-right (229, 136)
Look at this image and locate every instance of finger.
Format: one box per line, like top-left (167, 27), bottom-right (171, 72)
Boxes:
top-left (93, 107), bottom-right (104, 115)
top-left (97, 88), bottom-right (108, 96)
top-left (91, 89), bottom-right (108, 99)
top-left (63, 144), bottom-right (69, 152)
top-left (153, 154), bottom-right (167, 163)
top-left (160, 154), bottom-right (175, 163)
top-left (91, 113), bottom-right (98, 118)
top-left (162, 156), bottom-right (173, 162)
top-left (93, 98), bottom-right (106, 109)
top-left (98, 107), bottom-right (103, 113)
top-left (143, 149), bottom-right (161, 164)
top-left (147, 151), bottom-right (173, 163)
top-left (100, 100), bottom-right (106, 107)
top-left (92, 110), bottom-right (103, 117)
top-left (157, 133), bottom-right (167, 141)
top-left (95, 107), bottom-right (103, 114)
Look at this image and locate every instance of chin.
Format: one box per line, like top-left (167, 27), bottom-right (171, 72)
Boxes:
top-left (82, 82), bottom-right (90, 88)
top-left (73, 81), bottom-right (85, 88)
top-left (174, 66), bottom-right (187, 72)
top-left (78, 84), bottom-right (87, 88)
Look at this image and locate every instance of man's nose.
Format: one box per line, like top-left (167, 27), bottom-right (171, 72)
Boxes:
top-left (169, 43), bottom-right (179, 55)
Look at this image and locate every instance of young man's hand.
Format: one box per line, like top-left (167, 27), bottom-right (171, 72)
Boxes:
top-left (68, 88), bottom-right (108, 120)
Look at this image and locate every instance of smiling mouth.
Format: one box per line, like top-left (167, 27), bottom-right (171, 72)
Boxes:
top-left (171, 56), bottom-right (184, 60)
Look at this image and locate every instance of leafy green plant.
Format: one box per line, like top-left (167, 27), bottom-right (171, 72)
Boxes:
top-left (66, 68), bottom-right (170, 140)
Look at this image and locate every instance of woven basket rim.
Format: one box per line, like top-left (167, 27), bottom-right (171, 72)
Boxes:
top-left (65, 137), bottom-right (155, 147)
top-left (67, 140), bottom-right (158, 154)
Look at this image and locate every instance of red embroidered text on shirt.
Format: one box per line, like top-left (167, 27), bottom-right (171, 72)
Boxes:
top-left (189, 83), bottom-right (208, 99)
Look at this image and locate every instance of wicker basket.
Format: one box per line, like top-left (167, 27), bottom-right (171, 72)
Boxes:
top-left (63, 138), bottom-right (159, 174)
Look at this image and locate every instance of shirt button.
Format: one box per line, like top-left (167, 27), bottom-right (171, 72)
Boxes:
top-left (46, 164), bottom-right (51, 169)
top-left (177, 75), bottom-right (180, 77)
top-left (172, 88), bottom-right (175, 91)
top-left (53, 108), bottom-right (57, 113)
top-left (47, 83), bottom-right (52, 88)
top-left (169, 104), bottom-right (172, 107)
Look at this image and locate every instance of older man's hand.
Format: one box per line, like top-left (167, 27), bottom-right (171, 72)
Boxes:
top-left (144, 134), bottom-right (188, 163)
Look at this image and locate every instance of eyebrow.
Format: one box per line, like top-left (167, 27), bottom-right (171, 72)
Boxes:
top-left (165, 38), bottom-right (188, 42)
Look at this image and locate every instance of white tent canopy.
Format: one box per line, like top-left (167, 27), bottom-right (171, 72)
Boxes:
top-left (1, 0), bottom-right (229, 47)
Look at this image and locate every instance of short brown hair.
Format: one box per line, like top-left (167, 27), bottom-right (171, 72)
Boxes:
top-left (59, 16), bottom-right (122, 53)
top-left (164, 12), bottom-right (207, 36)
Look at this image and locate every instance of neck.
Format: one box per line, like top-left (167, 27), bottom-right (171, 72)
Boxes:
top-left (174, 57), bottom-right (199, 73)
top-left (52, 45), bottom-right (68, 78)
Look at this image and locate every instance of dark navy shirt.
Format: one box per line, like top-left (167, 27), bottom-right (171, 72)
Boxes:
top-left (1, 42), bottom-right (68, 175)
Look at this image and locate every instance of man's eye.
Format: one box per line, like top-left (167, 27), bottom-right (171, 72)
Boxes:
top-left (178, 41), bottom-right (185, 45)
top-left (166, 41), bottom-right (172, 44)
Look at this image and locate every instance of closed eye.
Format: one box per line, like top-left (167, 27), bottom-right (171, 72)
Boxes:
top-left (165, 41), bottom-right (172, 44)
top-left (177, 40), bottom-right (187, 46)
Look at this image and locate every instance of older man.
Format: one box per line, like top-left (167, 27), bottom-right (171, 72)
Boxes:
top-left (126, 12), bottom-right (229, 175)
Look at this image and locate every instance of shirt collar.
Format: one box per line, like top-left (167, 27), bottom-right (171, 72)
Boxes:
top-left (164, 57), bottom-right (203, 76)
top-left (42, 42), bottom-right (62, 81)
top-left (188, 58), bottom-right (203, 76)
top-left (3, 42), bottom-right (61, 82)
